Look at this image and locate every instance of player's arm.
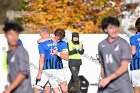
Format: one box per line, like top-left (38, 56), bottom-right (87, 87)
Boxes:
top-left (36, 44), bottom-right (45, 80)
top-left (52, 42), bottom-right (69, 61)
top-left (58, 42), bottom-right (69, 61)
top-left (37, 38), bottom-right (51, 44)
top-left (58, 50), bottom-right (69, 61)
top-left (131, 45), bottom-right (136, 55)
top-left (101, 66), bottom-right (105, 79)
top-left (98, 45), bottom-right (104, 79)
top-left (38, 54), bottom-right (45, 74)
top-left (130, 36), bottom-right (136, 55)
top-left (37, 38), bottom-right (43, 44)
top-left (4, 73), bottom-right (26, 93)
top-left (52, 49), bottom-right (68, 61)
top-left (107, 60), bottom-right (129, 81)
top-left (4, 51), bottom-right (30, 93)
top-left (50, 37), bottom-right (57, 43)
top-left (99, 60), bottom-right (130, 88)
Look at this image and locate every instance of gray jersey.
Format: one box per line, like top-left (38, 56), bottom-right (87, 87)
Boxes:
top-left (98, 37), bottom-right (133, 93)
top-left (7, 45), bottom-right (34, 93)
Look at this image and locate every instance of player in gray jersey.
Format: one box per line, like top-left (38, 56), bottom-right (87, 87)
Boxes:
top-left (98, 16), bottom-right (133, 93)
top-left (3, 22), bottom-right (34, 93)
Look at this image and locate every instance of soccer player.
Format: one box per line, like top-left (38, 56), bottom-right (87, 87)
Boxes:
top-left (52, 28), bottom-right (69, 93)
top-left (35, 28), bottom-right (68, 93)
top-left (34, 27), bottom-right (53, 93)
top-left (97, 17), bottom-right (133, 93)
top-left (67, 32), bottom-right (84, 93)
top-left (3, 22), bottom-right (34, 93)
top-left (130, 17), bottom-right (140, 93)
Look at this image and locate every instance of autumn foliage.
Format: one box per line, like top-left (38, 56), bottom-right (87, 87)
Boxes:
top-left (22, 0), bottom-right (124, 33)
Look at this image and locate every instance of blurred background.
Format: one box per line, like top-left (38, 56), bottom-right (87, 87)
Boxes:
top-left (0, 0), bottom-right (140, 34)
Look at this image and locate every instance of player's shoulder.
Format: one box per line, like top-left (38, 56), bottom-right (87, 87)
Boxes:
top-left (16, 45), bottom-right (28, 55)
top-left (17, 45), bottom-right (26, 51)
top-left (130, 34), bottom-right (137, 39)
top-left (98, 39), bottom-right (106, 47)
top-left (118, 37), bottom-right (129, 46)
top-left (118, 37), bottom-right (128, 42)
top-left (59, 41), bottom-right (67, 45)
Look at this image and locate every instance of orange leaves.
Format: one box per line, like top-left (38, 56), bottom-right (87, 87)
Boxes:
top-left (22, 0), bottom-right (123, 33)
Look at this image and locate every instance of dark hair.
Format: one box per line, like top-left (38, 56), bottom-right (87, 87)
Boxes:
top-left (72, 32), bottom-right (79, 38)
top-left (101, 16), bottom-right (120, 31)
top-left (3, 22), bottom-right (24, 33)
top-left (54, 28), bottom-right (65, 40)
top-left (135, 17), bottom-right (140, 32)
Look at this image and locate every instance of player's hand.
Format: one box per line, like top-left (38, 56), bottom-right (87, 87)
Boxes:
top-left (51, 49), bottom-right (58, 55)
top-left (99, 77), bottom-right (111, 88)
top-left (36, 72), bottom-right (42, 80)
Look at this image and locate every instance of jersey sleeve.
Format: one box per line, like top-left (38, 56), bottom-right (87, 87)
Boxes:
top-left (98, 44), bottom-right (103, 65)
top-left (38, 43), bottom-right (45, 54)
top-left (121, 40), bottom-right (132, 61)
top-left (17, 48), bottom-right (30, 76)
top-left (62, 42), bottom-right (68, 52)
top-left (130, 36), bottom-right (136, 46)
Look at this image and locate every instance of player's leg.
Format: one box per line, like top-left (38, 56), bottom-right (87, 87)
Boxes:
top-left (69, 66), bottom-right (80, 93)
top-left (50, 79), bottom-right (61, 93)
top-left (134, 86), bottom-right (140, 93)
top-left (34, 70), bottom-right (49, 93)
top-left (34, 79), bottom-right (42, 93)
top-left (52, 87), bottom-right (61, 93)
top-left (44, 85), bottom-right (51, 93)
top-left (59, 81), bottom-right (67, 93)
top-left (131, 70), bottom-right (140, 93)
top-left (34, 87), bottom-right (41, 93)
top-left (49, 69), bottom-right (61, 93)
top-left (57, 69), bottom-right (68, 93)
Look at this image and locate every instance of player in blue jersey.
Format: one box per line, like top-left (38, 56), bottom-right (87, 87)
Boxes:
top-left (34, 27), bottom-right (55, 93)
top-left (130, 17), bottom-right (140, 93)
top-left (51, 28), bottom-right (69, 93)
top-left (35, 28), bottom-right (68, 93)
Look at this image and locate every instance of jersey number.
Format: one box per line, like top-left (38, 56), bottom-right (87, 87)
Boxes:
top-left (106, 53), bottom-right (113, 63)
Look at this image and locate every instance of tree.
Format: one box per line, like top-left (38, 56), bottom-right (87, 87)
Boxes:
top-left (22, 0), bottom-right (124, 33)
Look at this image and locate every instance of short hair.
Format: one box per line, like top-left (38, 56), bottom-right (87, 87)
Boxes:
top-left (101, 16), bottom-right (120, 31)
top-left (3, 22), bottom-right (24, 33)
top-left (54, 28), bottom-right (65, 40)
top-left (39, 27), bottom-right (50, 33)
top-left (135, 17), bottom-right (140, 31)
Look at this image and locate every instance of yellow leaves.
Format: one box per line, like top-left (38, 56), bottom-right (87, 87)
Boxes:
top-left (23, 0), bottom-right (123, 34)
